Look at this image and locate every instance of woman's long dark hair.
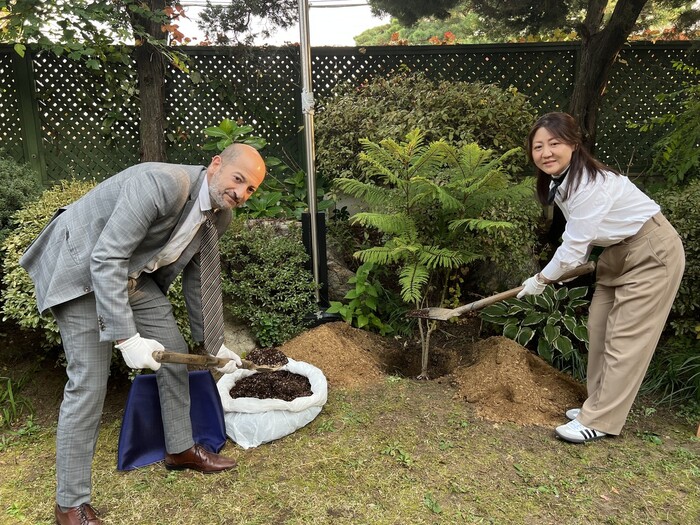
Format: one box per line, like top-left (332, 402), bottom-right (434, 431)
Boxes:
top-left (527, 112), bottom-right (619, 205)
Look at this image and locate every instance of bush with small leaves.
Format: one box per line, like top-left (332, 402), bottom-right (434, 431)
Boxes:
top-left (315, 70), bottom-right (537, 182)
top-left (0, 156), bottom-right (43, 246)
top-left (219, 218), bottom-right (317, 347)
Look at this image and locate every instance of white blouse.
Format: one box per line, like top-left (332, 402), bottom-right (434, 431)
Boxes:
top-left (540, 169), bottom-right (660, 281)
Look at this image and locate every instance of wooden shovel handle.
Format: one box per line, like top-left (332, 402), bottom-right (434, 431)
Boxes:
top-left (451, 260), bottom-right (596, 316)
top-left (152, 350), bottom-right (258, 370)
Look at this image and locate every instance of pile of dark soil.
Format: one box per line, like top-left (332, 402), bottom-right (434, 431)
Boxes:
top-left (246, 347), bottom-right (289, 367)
top-left (229, 370), bottom-right (312, 401)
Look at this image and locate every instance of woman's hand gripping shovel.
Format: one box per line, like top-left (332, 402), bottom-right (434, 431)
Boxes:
top-left (407, 261), bottom-right (596, 321)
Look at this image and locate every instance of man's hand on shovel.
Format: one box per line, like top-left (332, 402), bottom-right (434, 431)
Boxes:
top-left (215, 344), bottom-right (242, 374)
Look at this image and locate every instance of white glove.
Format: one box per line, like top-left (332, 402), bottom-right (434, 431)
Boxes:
top-left (516, 274), bottom-right (548, 299)
top-left (115, 333), bottom-right (163, 371)
top-left (215, 344), bottom-right (242, 374)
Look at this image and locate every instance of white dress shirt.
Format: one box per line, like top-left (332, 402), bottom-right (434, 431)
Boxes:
top-left (130, 178), bottom-right (214, 277)
top-left (540, 169), bottom-right (660, 281)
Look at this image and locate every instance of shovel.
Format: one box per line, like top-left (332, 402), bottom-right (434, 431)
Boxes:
top-left (152, 350), bottom-right (284, 372)
top-left (407, 261), bottom-right (596, 321)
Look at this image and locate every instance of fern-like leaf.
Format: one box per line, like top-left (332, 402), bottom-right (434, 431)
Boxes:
top-left (398, 263), bottom-right (430, 304)
top-left (449, 218), bottom-right (515, 232)
top-left (351, 212), bottom-right (417, 237)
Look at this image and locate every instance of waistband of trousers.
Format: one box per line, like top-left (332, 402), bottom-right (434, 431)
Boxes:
top-left (620, 211), bottom-right (666, 244)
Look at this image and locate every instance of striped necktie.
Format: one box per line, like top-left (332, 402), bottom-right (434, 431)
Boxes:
top-left (547, 166), bottom-right (571, 204)
top-left (200, 210), bottom-right (225, 355)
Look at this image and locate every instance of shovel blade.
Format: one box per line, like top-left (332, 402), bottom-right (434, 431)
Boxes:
top-left (406, 307), bottom-right (459, 321)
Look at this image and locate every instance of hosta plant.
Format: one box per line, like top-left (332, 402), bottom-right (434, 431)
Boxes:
top-left (480, 285), bottom-right (590, 380)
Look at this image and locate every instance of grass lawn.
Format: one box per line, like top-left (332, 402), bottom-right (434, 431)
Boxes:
top-left (1, 368), bottom-right (699, 525)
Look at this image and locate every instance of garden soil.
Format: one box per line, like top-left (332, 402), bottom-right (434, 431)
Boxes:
top-left (280, 321), bottom-right (587, 428)
top-left (0, 318), bottom-right (586, 429)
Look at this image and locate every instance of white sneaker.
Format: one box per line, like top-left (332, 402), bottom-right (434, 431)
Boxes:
top-left (565, 408), bottom-right (581, 421)
top-left (555, 419), bottom-right (607, 443)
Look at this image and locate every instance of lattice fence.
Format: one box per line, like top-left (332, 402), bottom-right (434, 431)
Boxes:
top-left (0, 52), bottom-right (24, 162)
top-left (0, 41), bottom-right (696, 185)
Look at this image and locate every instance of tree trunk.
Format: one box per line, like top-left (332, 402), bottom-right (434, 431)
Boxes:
top-left (131, 0), bottom-right (168, 162)
top-left (569, 0), bottom-right (648, 151)
top-left (135, 43), bottom-right (167, 162)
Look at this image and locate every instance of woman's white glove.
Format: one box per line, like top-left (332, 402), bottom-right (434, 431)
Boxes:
top-left (115, 333), bottom-right (163, 371)
top-left (215, 344), bottom-right (242, 374)
top-left (516, 274), bottom-right (548, 299)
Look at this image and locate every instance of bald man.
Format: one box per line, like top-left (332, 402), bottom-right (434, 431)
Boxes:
top-left (21, 144), bottom-right (266, 525)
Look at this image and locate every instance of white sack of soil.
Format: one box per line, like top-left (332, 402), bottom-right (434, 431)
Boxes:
top-left (217, 358), bottom-right (328, 449)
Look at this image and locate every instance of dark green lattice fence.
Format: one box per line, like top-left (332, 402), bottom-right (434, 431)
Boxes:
top-left (0, 41), bottom-right (696, 185)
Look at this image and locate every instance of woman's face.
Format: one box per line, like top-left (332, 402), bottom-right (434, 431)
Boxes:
top-left (531, 127), bottom-right (575, 177)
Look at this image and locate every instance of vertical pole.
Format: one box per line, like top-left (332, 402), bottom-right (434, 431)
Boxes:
top-left (298, 0), bottom-right (321, 302)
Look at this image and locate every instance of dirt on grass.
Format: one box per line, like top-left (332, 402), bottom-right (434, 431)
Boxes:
top-left (280, 321), bottom-right (587, 428)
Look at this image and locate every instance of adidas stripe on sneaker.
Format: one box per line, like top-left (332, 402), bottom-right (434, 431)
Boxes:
top-left (555, 419), bottom-right (607, 443)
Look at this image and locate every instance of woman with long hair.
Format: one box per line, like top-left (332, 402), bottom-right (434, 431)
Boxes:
top-left (517, 112), bottom-right (685, 443)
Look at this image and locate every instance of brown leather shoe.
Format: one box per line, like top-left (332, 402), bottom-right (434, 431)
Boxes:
top-left (55, 503), bottom-right (103, 524)
top-left (164, 444), bottom-right (237, 473)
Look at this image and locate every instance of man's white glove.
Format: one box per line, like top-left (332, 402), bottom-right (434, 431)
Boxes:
top-left (215, 344), bottom-right (242, 374)
top-left (115, 333), bottom-right (163, 371)
top-left (516, 273), bottom-right (548, 299)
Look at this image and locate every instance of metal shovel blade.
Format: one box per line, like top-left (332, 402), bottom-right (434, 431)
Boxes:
top-left (152, 350), bottom-right (282, 372)
top-left (407, 261), bottom-right (596, 321)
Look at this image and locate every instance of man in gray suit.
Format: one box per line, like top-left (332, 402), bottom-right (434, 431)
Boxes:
top-left (20, 143), bottom-right (266, 525)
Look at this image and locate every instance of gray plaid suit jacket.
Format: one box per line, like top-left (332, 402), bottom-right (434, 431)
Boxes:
top-left (20, 162), bottom-right (231, 343)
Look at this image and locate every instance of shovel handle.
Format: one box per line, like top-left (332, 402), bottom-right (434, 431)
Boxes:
top-left (451, 260), bottom-right (596, 316)
top-left (152, 350), bottom-right (258, 370)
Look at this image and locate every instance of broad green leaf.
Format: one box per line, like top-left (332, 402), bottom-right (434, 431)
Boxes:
top-left (522, 313), bottom-right (547, 326)
top-left (543, 324), bottom-right (560, 343)
top-left (481, 303), bottom-right (509, 316)
top-left (553, 335), bottom-right (574, 358)
top-left (573, 325), bottom-right (589, 343)
top-left (537, 338), bottom-right (553, 361)
top-left (554, 287), bottom-right (569, 301)
top-left (568, 287), bottom-right (589, 300)
top-left (503, 322), bottom-right (519, 339)
top-left (562, 315), bottom-right (578, 334)
top-left (516, 327), bottom-right (535, 346)
top-left (533, 293), bottom-right (553, 310)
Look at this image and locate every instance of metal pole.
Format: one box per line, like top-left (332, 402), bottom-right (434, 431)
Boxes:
top-left (298, 0), bottom-right (321, 302)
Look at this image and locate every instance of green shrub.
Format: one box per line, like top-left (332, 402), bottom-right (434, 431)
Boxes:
top-left (315, 70), bottom-right (537, 182)
top-left (480, 285), bottom-right (591, 380)
top-left (0, 156), bottom-right (43, 245)
top-left (654, 178), bottom-right (700, 340)
top-left (1, 179), bottom-right (97, 347)
top-left (219, 218), bottom-right (317, 347)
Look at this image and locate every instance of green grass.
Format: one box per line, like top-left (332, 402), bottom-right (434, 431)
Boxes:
top-left (1, 377), bottom-right (699, 525)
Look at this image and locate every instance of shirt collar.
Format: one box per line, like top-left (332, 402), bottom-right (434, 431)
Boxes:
top-left (198, 176), bottom-right (213, 213)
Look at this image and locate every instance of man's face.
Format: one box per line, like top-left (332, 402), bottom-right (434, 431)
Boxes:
top-left (207, 149), bottom-right (266, 210)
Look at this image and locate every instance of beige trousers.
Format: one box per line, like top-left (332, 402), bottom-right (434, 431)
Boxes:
top-left (580, 213), bottom-right (685, 435)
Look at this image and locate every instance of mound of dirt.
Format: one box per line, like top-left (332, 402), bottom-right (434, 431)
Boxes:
top-left (278, 322), bottom-right (587, 427)
top-left (279, 322), bottom-right (388, 389)
top-left (450, 336), bottom-right (587, 427)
